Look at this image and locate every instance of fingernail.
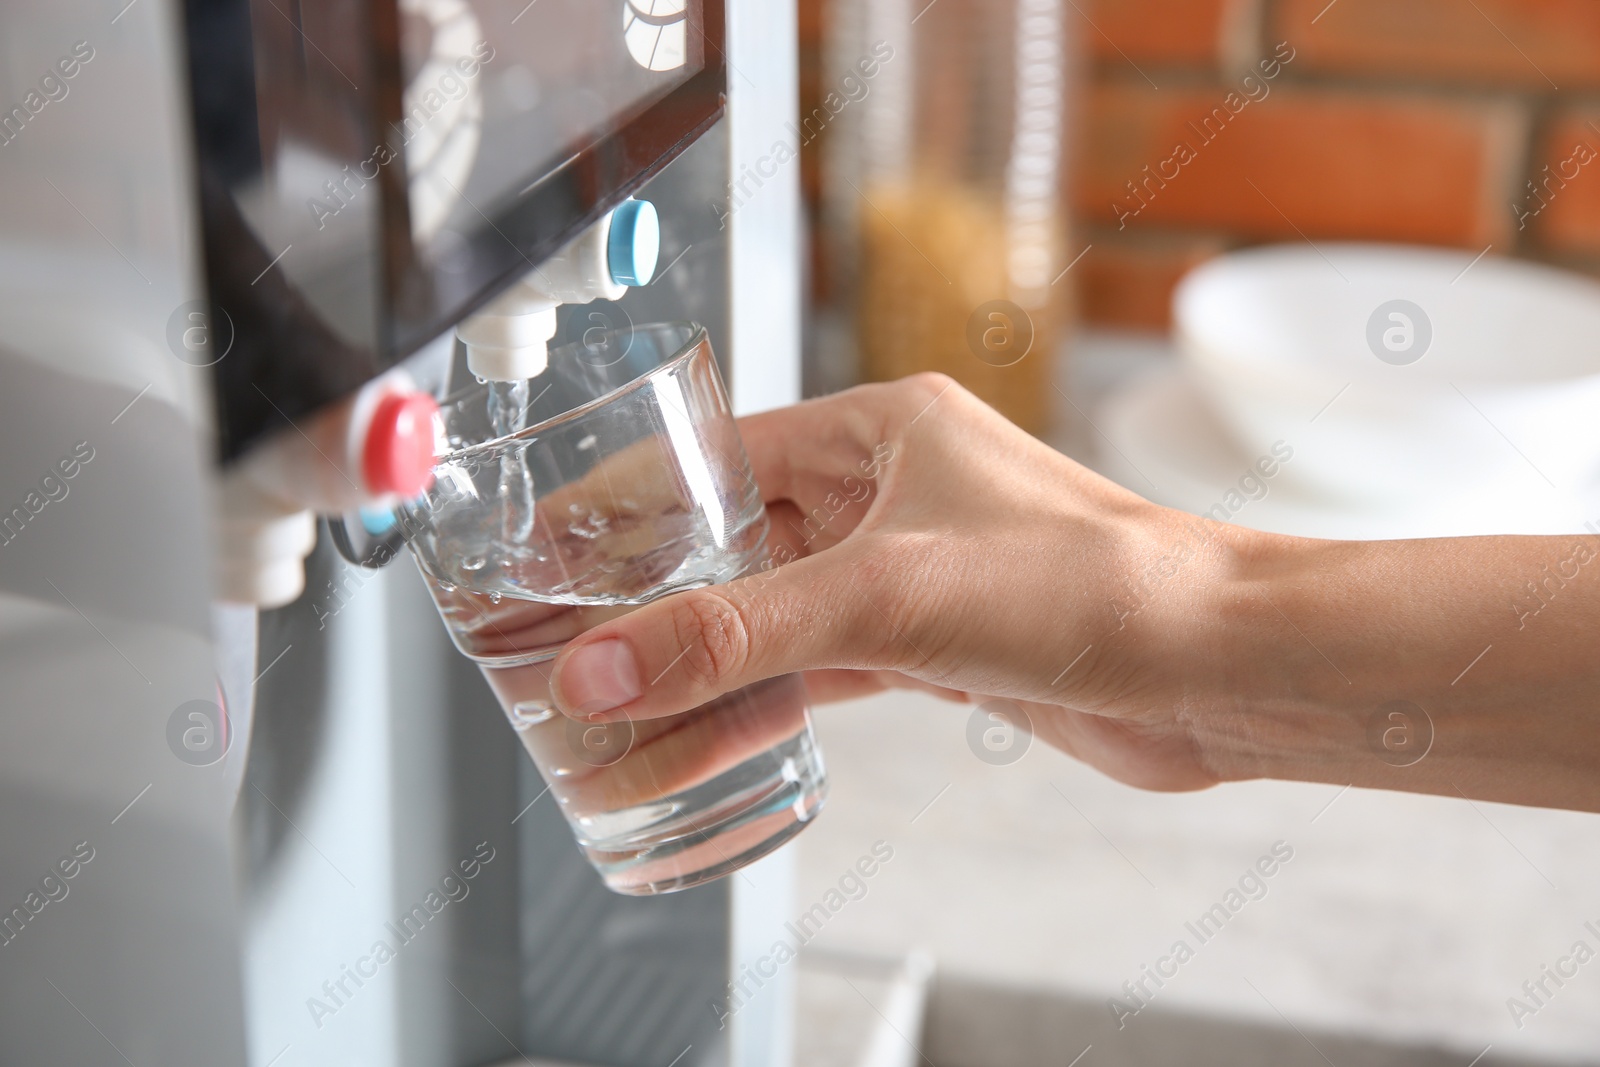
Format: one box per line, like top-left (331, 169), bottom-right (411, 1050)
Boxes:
top-left (555, 638), bottom-right (641, 717)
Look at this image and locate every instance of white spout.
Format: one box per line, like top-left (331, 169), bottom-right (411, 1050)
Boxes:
top-left (456, 199), bottom-right (660, 382)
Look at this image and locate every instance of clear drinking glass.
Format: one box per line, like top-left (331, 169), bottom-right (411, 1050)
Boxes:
top-left (400, 322), bottom-right (827, 895)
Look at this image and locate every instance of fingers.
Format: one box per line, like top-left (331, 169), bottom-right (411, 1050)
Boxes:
top-left (1030, 705), bottom-right (1221, 793)
top-left (549, 543), bottom-right (905, 721)
top-left (735, 382), bottom-right (914, 552)
top-left (545, 376), bottom-right (973, 722)
top-left (738, 393), bottom-right (883, 503)
top-left (485, 664), bottom-right (809, 810)
top-left (506, 380), bottom-right (923, 592)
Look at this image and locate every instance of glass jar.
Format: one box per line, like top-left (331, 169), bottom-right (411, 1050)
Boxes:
top-left (820, 0), bottom-right (1074, 433)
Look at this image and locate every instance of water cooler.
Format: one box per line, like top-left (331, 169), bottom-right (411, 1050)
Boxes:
top-left (0, 0), bottom-right (803, 1063)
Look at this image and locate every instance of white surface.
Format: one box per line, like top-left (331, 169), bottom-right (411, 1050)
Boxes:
top-left (726, 2), bottom-right (805, 1064)
top-left (796, 949), bottom-right (934, 1067)
top-left (727, 0), bottom-right (802, 417)
top-left (797, 691), bottom-right (1600, 1063)
top-left (730, 844), bottom-right (801, 1067)
top-left (1176, 244), bottom-right (1600, 510)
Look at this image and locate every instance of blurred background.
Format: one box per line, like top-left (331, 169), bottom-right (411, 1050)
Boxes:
top-left (799, 0), bottom-right (1600, 404)
top-left (780, 3), bottom-right (1600, 1066)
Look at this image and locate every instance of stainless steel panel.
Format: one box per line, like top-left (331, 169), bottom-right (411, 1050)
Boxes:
top-left (0, 0), bottom-right (249, 1060)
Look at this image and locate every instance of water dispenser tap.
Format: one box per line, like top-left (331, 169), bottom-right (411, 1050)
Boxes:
top-left (216, 370), bottom-right (440, 607)
top-left (456, 198), bottom-right (659, 382)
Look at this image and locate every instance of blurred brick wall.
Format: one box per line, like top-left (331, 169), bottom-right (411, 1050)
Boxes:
top-left (1076, 0), bottom-right (1600, 329)
top-left (798, 0), bottom-right (1600, 332)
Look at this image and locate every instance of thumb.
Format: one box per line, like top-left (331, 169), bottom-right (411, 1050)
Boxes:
top-left (549, 547), bottom-right (894, 721)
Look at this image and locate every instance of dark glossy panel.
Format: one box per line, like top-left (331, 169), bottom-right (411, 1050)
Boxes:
top-left (181, 0), bottom-right (725, 460)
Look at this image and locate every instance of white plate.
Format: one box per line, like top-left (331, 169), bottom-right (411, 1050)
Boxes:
top-left (1093, 363), bottom-right (1600, 540)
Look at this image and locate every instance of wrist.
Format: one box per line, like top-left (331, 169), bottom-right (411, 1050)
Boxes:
top-left (1171, 527), bottom-right (1600, 809)
top-left (1111, 509), bottom-right (1600, 810)
top-left (1150, 520), bottom-right (1368, 788)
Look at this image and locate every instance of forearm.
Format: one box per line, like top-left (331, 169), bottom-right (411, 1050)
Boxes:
top-left (549, 377), bottom-right (1600, 811)
top-left (1180, 528), bottom-right (1600, 810)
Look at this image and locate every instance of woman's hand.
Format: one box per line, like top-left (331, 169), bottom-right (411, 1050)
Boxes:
top-left (548, 374), bottom-right (1247, 793)
top-left (546, 373), bottom-right (1600, 811)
